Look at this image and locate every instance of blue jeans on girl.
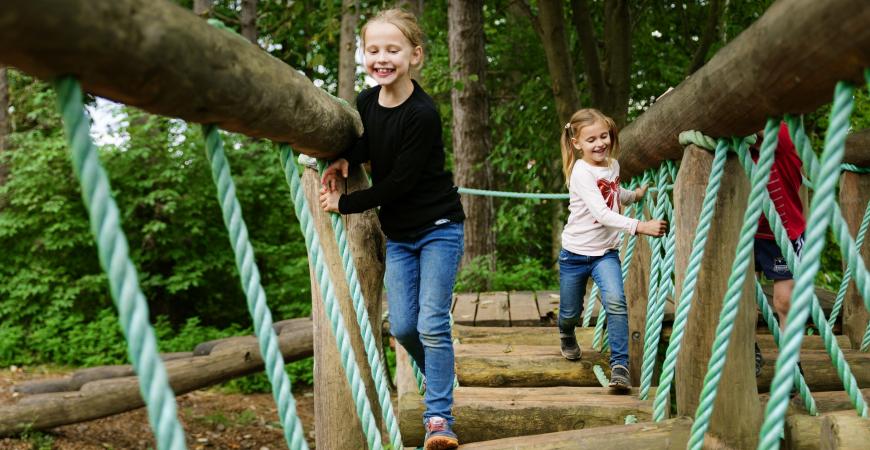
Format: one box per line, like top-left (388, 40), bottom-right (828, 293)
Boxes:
top-left (385, 222), bottom-right (464, 425)
top-left (558, 248), bottom-right (629, 367)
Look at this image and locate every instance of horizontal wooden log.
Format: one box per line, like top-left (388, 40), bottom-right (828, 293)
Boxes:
top-left (785, 411), bottom-right (865, 450)
top-left (762, 389), bottom-right (870, 416)
top-left (456, 344), bottom-right (611, 387)
top-left (456, 417), bottom-right (691, 450)
top-left (618, 0), bottom-right (870, 179)
top-left (757, 349), bottom-right (870, 392)
top-left (0, 325), bottom-right (312, 436)
top-left (194, 318), bottom-right (310, 356)
top-left (821, 413), bottom-right (870, 450)
top-left (845, 130), bottom-right (870, 168)
top-left (0, 0), bottom-right (361, 157)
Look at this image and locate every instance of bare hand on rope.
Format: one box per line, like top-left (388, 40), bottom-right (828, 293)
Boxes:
top-left (637, 219), bottom-right (668, 237)
top-left (321, 158), bottom-right (349, 192)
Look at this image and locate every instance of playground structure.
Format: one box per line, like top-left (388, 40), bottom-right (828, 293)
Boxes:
top-left (0, 0), bottom-right (869, 449)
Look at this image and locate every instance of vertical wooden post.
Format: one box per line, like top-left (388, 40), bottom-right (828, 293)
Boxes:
top-left (839, 171), bottom-right (870, 348)
top-left (626, 206), bottom-right (651, 387)
top-left (302, 162), bottom-right (384, 449)
top-left (674, 146), bottom-right (761, 448)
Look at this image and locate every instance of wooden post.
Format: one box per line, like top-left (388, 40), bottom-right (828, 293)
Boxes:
top-left (839, 170), bottom-right (870, 348)
top-left (301, 162), bottom-right (384, 449)
top-left (674, 145), bottom-right (760, 448)
top-left (625, 205), bottom-right (651, 387)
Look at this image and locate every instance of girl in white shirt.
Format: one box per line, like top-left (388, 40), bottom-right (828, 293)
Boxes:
top-left (558, 108), bottom-right (667, 390)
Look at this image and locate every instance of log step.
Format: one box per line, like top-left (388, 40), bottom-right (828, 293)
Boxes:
top-left (455, 417), bottom-right (691, 450)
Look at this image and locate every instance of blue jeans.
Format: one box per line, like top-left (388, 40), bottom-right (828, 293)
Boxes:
top-left (385, 222), bottom-right (464, 425)
top-left (558, 248), bottom-right (629, 367)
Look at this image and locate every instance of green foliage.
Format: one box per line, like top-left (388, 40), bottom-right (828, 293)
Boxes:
top-left (219, 357), bottom-right (315, 393)
top-left (456, 255), bottom-right (557, 293)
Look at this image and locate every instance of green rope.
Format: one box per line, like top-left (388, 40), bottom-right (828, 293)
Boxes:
top-left (202, 126), bottom-right (308, 449)
top-left (278, 146), bottom-right (384, 450)
top-left (841, 163), bottom-right (870, 174)
top-left (593, 364), bottom-right (609, 387)
top-left (311, 160), bottom-right (403, 450)
top-left (582, 284), bottom-right (600, 328)
top-left (456, 185), bottom-right (672, 199)
top-left (862, 318), bottom-right (870, 352)
top-left (54, 77), bottom-right (187, 450)
top-left (753, 278), bottom-right (818, 415)
top-left (687, 117), bottom-right (780, 450)
top-left (828, 199), bottom-right (870, 327)
top-left (758, 82), bottom-right (857, 450)
top-left (652, 138), bottom-right (729, 421)
top-left (639, 163), bottom-right (675, 399)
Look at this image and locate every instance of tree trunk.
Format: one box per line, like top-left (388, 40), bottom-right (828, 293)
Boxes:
top-left (0, 66), bottom-right (8, 187)
top-left (674, 146), bottom-right (760, 449)
top-left (617, 0), bottom-right (870, 179)
top-left (338, 0), bottom-right (359, 103)
top-left (240, 0), bottom-right (258, 46)
top-left (688, 0), bottom-right (723, 74)
top-left (602, 0), bottom-right (631, 127)
top-left (570, 0), bottom-right (606, 108)
top-left (396, 0), bottom-right (423, 17)
top-left (448, 0), bottom-right (495, 271)
top-left (193, 0), bottom-right (212, 17)
top-left (0, 0), bottom-right (362, 158)
top-left (534, 1), bottom-right (580, 126)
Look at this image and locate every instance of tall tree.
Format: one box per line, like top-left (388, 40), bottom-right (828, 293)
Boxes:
top-left (240, 0), bottom-right (258, 45)
top-left (193, 0), bottom-right (213, 17)
top-left (396, 0), bottom-right (423, 16)
top-left (512, 0), bottom-right (580, 263)
top-left (448, 0), bottom-right (495, 269)
top-left (338, 0), bottom-right (359, 103)
top-left (570, 0), bottom-right (631, 126)
top-left (688, 0), bottom-right (724, 74)
top-left (0, 66), bottom-right (9, 187)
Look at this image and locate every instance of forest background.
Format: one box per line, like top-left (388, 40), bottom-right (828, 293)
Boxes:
top-left (1, 0), bottom-right (867, 391)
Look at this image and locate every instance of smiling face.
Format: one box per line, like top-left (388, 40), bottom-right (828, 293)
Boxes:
top-left (572, 120), bottom-right (612, 167)
top-left (363, 21), bottom-right (422, 89)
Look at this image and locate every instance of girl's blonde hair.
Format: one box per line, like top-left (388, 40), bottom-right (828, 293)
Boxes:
top-left (361, 9), bottom-right (425, 68)
top-left (560, 108), bottom-right (620, 186)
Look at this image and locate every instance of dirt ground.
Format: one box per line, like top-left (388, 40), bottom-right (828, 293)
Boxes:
top-left (0, 366), bottom-right (316, 450)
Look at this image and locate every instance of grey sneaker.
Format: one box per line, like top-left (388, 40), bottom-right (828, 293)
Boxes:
top-left (609, 364), bottom-right (631, 391)
top-left (424, 416), bottom-right (459, 450)
top-left (560, 334), bottom-right (582, 360)
top-left (755, 342), bottom-right (764, 377)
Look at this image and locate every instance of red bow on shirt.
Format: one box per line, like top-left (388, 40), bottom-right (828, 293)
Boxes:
top-left (597, 176), bottom-right (620, 210)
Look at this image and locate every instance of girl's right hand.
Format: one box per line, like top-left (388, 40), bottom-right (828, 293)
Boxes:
top-left (321, 158), bottom-right (350, 192)
top-left (637, 219), bottom-right (668, 237)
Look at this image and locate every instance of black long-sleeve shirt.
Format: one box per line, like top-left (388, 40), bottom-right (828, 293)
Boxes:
top-left (337, 81), bottom-right (465, 240)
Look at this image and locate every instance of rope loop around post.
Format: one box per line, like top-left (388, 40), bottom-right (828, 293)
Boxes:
top-left (54, 77), bottom-right (187, 450)
top-left (202, 125), bottom-right (309, 449)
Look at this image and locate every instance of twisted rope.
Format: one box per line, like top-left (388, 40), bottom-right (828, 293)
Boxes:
top-left (202, 125), bottom-right (309, 449)
top-left (828, 199), bottom-right (870, 327)
top-left (639, 163), bottom-right (676, 399)
top-left (54, 77), bottom-right (187, 450)
top-left (652, 138), bottom-right (729, 420)
top-left (278, 146), bottom-right (384, 450)
top-left (758, 82), bottom-right (856, 450)
top-left (686, 117), bottom-right (780, 450)
top-left (313, 161), bottom-right (403, 450)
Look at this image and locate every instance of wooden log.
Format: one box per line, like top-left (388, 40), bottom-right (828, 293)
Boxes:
top-left (785, 410), bottom-right (867, 450)
top-left (455, 417), bottom-right (692, 450)
top-left (454, 344), bottom-right (610, 387)
top-left (617, 0), bottom-right (870, 179)
top-left (821, 413), bottom-right (870, 450)
top-left (839, 171), bottom-right (870, 349)
top-left (762, 389), bottom-right (870, 415)
top-left (452, 292), bottom-right (479, 325)
top-left (475, 291), bottom-right (510, 326)
top-left (301, 163), bottom-right (382, 449)
top-left (0, 0), bottom-right (362, 157)
top-left (625, 210), bottom-right (652, 387)
top-left (398, 343), bottom-right (653, 446)
top-left (453, 325), bottom-right (849, 351)
top-left (509, 291), bottom-right (542, 326)
top-left (193, 318), bottom-right (311, 356)
top-left (674, 146), bottom-right (761, 448)
top-left (845, 129), bottom-right (870, 169)
top-left (0, 326), bottom-right (312, 436)
top-left (756, 349), bottom-right (870, 392)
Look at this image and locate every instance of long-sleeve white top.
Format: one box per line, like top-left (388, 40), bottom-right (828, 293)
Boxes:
top-left (561, 159), bottom-right (639, 256)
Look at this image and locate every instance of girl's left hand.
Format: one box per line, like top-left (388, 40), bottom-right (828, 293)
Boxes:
top-left (634, 184), bottom-right (649, 199)
top-left (319, 187), bottom-right (341, 212)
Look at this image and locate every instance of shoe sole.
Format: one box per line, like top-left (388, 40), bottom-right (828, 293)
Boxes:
top-left (425, 436), bottom-right (459, 450)
top-left (608, 380), bottom-right (632, 392)
top-left (561, 349), bottom-right (583, 360)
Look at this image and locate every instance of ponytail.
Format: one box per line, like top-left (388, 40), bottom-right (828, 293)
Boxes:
top-left (561, 123), bottom-right (577, 187)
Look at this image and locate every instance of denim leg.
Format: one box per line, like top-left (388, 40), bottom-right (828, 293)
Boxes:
top-left (558, 248), bottom-right (592, 338)
top-left (417, 223), bottom-right (463, 424)
top-left (591, 250), bottom-right (629, 367)
top-left (385, 239), bottom-right (425, 372)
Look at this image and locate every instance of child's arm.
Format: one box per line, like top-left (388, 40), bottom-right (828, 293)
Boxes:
top-left (619, 184), bottom-right (648, 206)
top-left (572, 167), bottom-right (639, 235)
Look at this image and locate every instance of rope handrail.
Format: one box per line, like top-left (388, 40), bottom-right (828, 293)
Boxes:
top-left (456, 185), bottom-right (671, 200)
top-left (202, 125), bottom-right (309, 449)
top-left (54, 77), bottom-right (187, 450)
top-left (279, 146), bottom-right (384, 450)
